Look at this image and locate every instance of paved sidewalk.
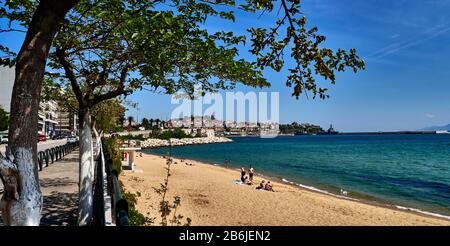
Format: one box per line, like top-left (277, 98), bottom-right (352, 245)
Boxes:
top-left (0, 149), bottom-right (80, 226)
top-left (39, 149), bottom-right (79, 226)
top-left (0, 149), bottom-right (79, 226)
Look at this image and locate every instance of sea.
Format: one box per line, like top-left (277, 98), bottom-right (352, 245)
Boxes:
top-left (144, 134), bottom-right (450, 219)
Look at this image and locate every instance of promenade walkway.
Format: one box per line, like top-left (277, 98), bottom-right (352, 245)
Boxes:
top-left (39, 149), bottom-right (79, 226)
top-left (0, 148), bottom-right (79, 226)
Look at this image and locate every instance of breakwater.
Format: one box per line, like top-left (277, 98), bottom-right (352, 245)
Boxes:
top-left (139, 136), bottom-right (232, 148)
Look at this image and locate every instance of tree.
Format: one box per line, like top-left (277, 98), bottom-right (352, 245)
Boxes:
top-left (1, 0), bottom-right (364, 226)
top-left (0, 0), bottom-right (79, 226)
top-left (127, 116), bottom-right (135, 128)
top-left (155, 119), bottom-right (161, 128)
top-left (0, 106), bottom-right (8, 131)
top-left (149, 118), bottom-right (154, 128)
top-left (92, 99), bottom-right (126, 134)
top-left (141, 118), bottom-right (150, 130)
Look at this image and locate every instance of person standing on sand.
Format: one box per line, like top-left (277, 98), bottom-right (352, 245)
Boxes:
top-left (249, 165), bottom-right (254, 183)
top-left (241, 167), bottom-right (246, 183)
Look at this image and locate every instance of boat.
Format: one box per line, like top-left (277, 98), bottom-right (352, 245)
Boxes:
top-left (294, 130), bottom-right (309, 135)
top-left (317, 124), bottom-right (339, 135)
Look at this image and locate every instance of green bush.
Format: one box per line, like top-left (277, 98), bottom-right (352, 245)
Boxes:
top-left (119, 180), bottom-right (154, 226)
top-left (128, 206), bottom-right (153, 226)
top-left (156, 128), bottom-right (193, 140)
top-left (118, 134), bottom-right (145, 141)
top-left (103, 137), bottom-right (122, 174)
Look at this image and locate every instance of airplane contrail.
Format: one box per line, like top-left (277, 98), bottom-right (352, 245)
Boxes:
top-left (369, 23), bottom-right (450, 59)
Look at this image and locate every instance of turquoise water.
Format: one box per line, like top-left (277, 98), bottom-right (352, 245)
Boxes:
top-left (145, 135), bottom-right (450, 217)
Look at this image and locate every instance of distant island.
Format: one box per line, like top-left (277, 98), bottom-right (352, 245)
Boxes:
top-left (278, 123), bottom-right (338, 135)
top-left (421, 124), bottom-right (450, 131)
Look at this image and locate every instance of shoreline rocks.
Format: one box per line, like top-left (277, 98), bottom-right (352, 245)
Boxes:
top-left (139, 136), bottom-right (232, 148)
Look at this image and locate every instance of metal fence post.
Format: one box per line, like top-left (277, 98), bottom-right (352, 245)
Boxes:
top-left (38, 151), bottom-right (43, 171)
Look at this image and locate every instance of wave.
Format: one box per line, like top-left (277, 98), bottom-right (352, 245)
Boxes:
top-left (280, 177), bottom-right (450, 221)
top-left (281, 178), bottom-right (359, 201)
top-left (395, 205), bottom-right (450, 220)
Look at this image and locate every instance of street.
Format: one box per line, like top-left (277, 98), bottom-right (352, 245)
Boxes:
top-left (0, 139), bottom-right (68, 154)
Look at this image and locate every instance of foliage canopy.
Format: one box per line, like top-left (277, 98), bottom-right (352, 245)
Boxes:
top-left (2, 0), bottom-right (365, 104)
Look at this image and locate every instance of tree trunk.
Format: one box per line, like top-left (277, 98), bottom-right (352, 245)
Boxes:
top-left (0, 0), bottom-right (78, 226)
top-left (77, 108), bottom-right (95, 226)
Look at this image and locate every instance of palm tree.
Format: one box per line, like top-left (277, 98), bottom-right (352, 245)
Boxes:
top-left (127, 116), bottom-right (134, 127)
top-left (141, 118), bottom-right (150, 129)
top-left (155, 118), bottom-right (161, 128)
top-left (150, 118), bottom-right (154, 128)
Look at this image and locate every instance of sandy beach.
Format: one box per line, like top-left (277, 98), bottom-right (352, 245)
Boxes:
top-left (120, 152), bottom-right (450, 226)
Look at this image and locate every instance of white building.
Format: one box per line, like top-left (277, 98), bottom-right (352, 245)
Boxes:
top-left (0, 66), bottom-right (15, 112)
top-left (0, 66), bottom-right (79, 137)
top-left (39, 100), bottom-right (60, 136)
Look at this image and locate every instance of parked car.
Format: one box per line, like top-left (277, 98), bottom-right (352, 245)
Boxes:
top-left (67, 136), bottom-right (78, 143)
top-left (0, 135), bottom-right (8, 144)
top-left (37, 134), bottom-right (47, 142)
top-left (52, 134), bottom-right (67, 140)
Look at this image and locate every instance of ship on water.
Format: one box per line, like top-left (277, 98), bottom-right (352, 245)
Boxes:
top-left (294, 130), bottom-right (309, 135)
top-left (317, 124), bottom-right (339, 135)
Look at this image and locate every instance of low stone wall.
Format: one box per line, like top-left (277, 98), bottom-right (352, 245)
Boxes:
top-left (139, 136), bottom-right (232, 148)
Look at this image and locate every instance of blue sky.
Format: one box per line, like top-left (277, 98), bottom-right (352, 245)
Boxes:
top-left (2, 1), bottom-right (450, 132)
top-left (126, 0), bottom-right (450, 132)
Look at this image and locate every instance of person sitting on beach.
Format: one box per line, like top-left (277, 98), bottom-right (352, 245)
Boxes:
top-left (242, 175), bottom-right (249, 185)
top-left (264, 181), bottom-right (275, 192)
top-left (256, 180), bottom-right (266, 190)
top-left (240, 167), bottom-right (246, 183)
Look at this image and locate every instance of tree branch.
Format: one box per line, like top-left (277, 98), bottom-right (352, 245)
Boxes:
top-left (0, 28), bottom-right (27, 33)
top-left (90, 66), bottom-right (132, 106)
top-left (55, 48), bottom-right (86, 107)
top-left (280, 0), bottom-right (299, 40)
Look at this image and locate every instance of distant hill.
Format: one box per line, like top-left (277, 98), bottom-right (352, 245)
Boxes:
top-left (421, 124), bottom-right (450, 131)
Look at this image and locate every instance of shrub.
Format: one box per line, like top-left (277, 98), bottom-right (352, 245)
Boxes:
top-left (118, 134), bottom-right (145, 141)
top-left (103, 136), bottom-right (123, 174)
top-left (119, 180), bottom-right (154, 226)
top-left (156, 128), bottom-right (192, 140)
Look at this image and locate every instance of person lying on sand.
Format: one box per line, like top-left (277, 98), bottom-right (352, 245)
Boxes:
top-left (265, 181), bottom-right (275, 192)
top-left (256, 180), bottom-right (266, 190)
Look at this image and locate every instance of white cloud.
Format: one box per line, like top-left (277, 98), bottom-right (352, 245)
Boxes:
top-left (426, 113), bottom-right (436, 118)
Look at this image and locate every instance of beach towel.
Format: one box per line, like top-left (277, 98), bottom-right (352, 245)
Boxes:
top-left (233, 180), bottom-right (245, 185)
